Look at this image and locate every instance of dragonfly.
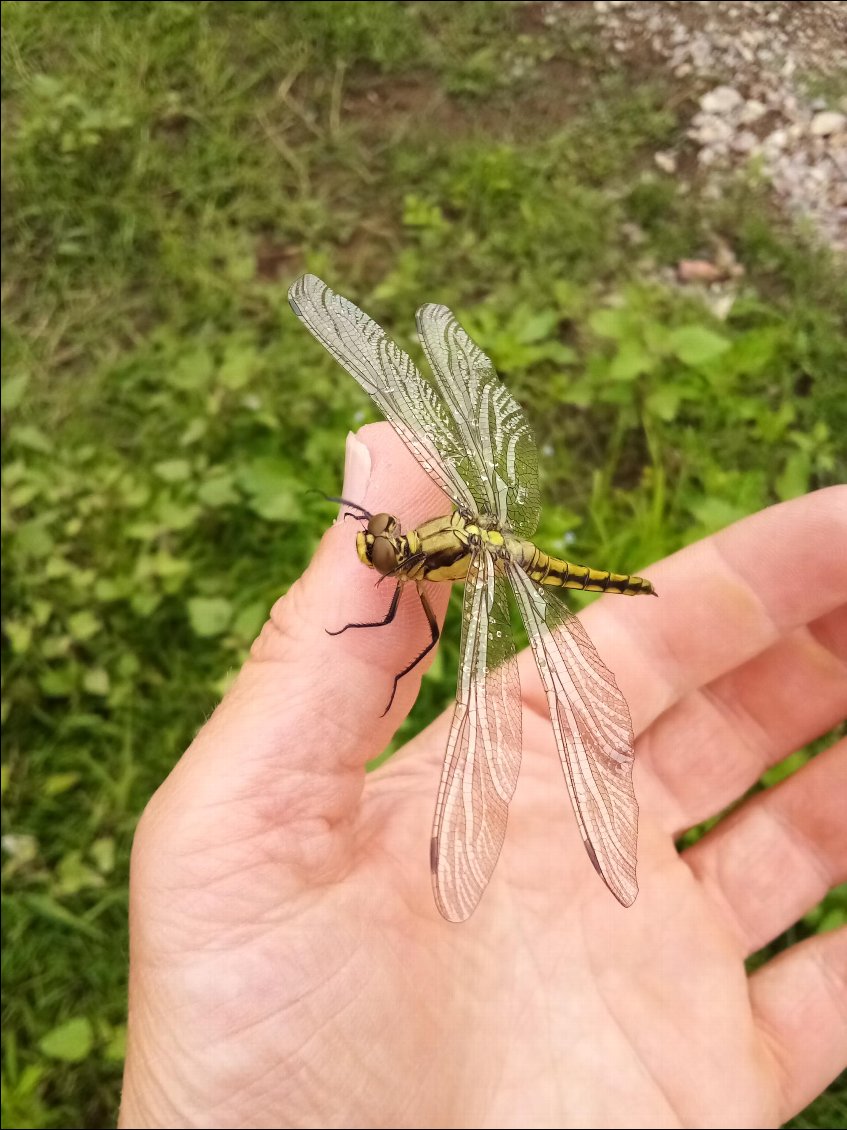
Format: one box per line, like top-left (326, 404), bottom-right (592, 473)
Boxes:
top-left (288, 274), bottom-right (656, 923)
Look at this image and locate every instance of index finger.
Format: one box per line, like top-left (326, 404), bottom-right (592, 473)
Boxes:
top-left (167, 422), bottom-right (451, 819)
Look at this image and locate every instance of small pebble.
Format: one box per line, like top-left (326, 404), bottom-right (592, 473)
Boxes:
top-left (810, 111), bottom-right (846, 137)
top-left (700, 85), bottom-right (744, 114)
top-left (677, 259), bottom-right (723, 282)
top-left (654, 150), bottom-right (678, 173)
top-left (739, 99), bottom-right (767, 124)
top-left (732, 130), bottom-right (759, 153)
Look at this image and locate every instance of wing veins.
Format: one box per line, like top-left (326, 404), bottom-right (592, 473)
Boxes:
top-left (432, 550), bottom-right (522, 921)
top-left (288, 275), bottom-right (478, 513)
top-left (416, 303), bottom-right (540, 534)
top-left (507, 564), bottom-right (639, 906)
top-left (421, 320), bottom-right (499, 519)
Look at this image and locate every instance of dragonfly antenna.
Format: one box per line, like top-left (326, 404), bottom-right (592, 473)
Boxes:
top-left (308, 491), bottom-right (374, 522)
top-left (322, 494), bottom-right (372, 515)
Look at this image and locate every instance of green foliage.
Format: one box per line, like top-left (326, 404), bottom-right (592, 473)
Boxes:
top-left (38, 1018), bottom-right (94, 1064)
top-left (2, 2), bottom-right (845, 1127)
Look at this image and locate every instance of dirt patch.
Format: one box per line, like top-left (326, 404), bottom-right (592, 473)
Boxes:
top-left (255, 236), bottom-right (302, 282)
top-left (340, 62), bottom-right (589, 145)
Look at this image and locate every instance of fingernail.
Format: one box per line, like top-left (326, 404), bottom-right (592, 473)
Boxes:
top-left (339, 431), bottom-right (372, 521)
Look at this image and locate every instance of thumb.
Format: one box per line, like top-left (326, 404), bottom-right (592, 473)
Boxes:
top-left (147, 421), bottom-right (451, 834)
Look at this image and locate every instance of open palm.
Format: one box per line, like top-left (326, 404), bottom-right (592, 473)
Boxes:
top-left (120, 425), bottom-right (846, 1129)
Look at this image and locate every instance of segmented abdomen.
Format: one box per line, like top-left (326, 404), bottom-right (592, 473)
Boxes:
top-left (510, 539), bottom-right (655, 596)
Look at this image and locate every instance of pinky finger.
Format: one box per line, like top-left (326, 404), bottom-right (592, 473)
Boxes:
top-left (751, 926), bottom-right (847, 1123)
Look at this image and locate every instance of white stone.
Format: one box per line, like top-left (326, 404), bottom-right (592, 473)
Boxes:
top-left (700, 86), bottom-right (744, 115)
top-left (693, 116), bottom-right (734, 145)
top-left (739, 99), bottom-right (767, 124)
top-left (654, 150), bottom-right (678, 173)
top-left (763, 128), bottom-right (788, 151)
top-left (810, 111), bottom-right (846, 137)
top-left (732, 130), bottom-right (759, 153)
top-left (710, 293), bottom-right (736, 321)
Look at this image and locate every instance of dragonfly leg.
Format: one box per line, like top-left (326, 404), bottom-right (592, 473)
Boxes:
top-left (326, 581), bottom-right (402, 637)
top-left (375, 551), bottom-right (425, 588)
top-left (382, 586), bottom-right (439, 717)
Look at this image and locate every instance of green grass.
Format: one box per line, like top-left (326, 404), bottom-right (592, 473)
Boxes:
top-left (2, 2), bottom-right (845, 1126)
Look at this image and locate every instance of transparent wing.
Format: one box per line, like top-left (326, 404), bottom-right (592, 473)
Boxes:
top-left (288, 274), bottom-right (477, 514)
top-left (508, 564), bottom-right (639, 905)
top-left (431, 550), bottom-right (523, 922)
top-left (416, 303), bottom-right (541, 536)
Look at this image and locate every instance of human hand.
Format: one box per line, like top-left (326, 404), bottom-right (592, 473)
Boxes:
top-left (119, 423), bottom-right (846, 1129)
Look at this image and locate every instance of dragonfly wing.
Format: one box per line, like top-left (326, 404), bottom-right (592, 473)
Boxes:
top-left (508, 564), bottom-right (639, 906)
top-left (288, 275), bottom-right (477, 514)
top-left (432, 549), bottom-right (523, 922)
top-left (416, 303), bottom-right (541, 537)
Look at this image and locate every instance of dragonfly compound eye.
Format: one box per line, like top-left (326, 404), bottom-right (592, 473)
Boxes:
top-left (367, 512), bottom-right (396, 536)
top-left (371, 536), bottom-right (398, 575)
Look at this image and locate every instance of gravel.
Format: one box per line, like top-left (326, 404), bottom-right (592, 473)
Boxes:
top-left (543, 0), bottom-right (847, 253)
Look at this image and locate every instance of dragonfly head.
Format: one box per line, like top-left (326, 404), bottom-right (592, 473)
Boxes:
top-left (356, 512), bottom-right (400, 575)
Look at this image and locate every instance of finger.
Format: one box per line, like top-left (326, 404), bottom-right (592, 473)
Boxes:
top-left (519, 487), bottom-right (847, 803)
top-left (637, 602), bottom-right (847, 831)
top-left (685, 738), bottom-right (847, 955)
top-left (595, 485), bottom-right (846, 729)
top-left (750, 927), bottom-right (847, 1122)
top-left (158, 422), bottom-right (451, 823)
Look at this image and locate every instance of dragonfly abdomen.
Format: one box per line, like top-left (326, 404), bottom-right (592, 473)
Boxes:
top-left (510, 539), bottom-right (655, 596)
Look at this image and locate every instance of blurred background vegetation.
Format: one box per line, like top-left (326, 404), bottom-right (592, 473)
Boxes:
top-left (1, 2), bottom-right (844, 1126)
